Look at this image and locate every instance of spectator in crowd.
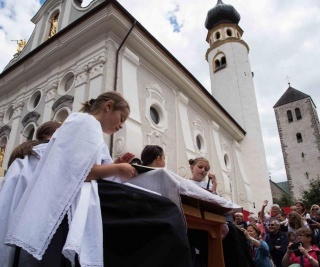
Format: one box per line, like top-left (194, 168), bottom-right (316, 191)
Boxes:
top-left (248, 214), bottom-right (266, 240)
top-left (307, 209), bottom-right (320, 248)
top-left (276, 210), bottom-right (288, 232)
top-left (270, 204), bottom-right (282, 218)
top-left (234, 212), bottom-right (247, 229)
top-left (290, 205), bottom-right (298, 212)
top-left (287, 211), bottom-right (309, 242)
top-left (242, 224), bottom-right (272, 267)
top-left (295, 201), bottom-right (309, 218)
top-left (282, 228), bottom-right (319, 267)
top-left (310, 204), bottom-right (320, 220)
top-left (265, 219), bottom-right (289, 267)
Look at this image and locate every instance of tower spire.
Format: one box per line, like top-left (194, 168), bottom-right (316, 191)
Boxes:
top-left (286, 75), bottom-right (291, 87)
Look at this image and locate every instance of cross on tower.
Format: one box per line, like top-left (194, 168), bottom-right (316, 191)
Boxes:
top-left (286, 75), bottom-right (291, 86)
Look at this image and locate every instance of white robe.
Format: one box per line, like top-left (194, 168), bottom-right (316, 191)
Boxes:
top-left (0, 143), bottom-right (47, 267)
top-left (6, 113), bottom-right (106, 267)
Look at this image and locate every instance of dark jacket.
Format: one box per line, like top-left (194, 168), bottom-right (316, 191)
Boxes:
top-left (265, 230), bottom-right (289, 267)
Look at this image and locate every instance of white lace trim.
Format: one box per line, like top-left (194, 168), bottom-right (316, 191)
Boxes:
top-left (5, 153), bottom-right (98, 260)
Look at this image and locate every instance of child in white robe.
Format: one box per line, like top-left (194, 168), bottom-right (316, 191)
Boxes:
top-left (5, 92), bottom-right (137, 267)
top-left (0, 121), bottom-right (61, 267)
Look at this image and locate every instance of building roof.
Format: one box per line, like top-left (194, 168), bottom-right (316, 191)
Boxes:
top-left (273, 86), bottom-right (310, 108)
top-left (205, 0), bottom-right (240, 30)
top-left (276, 181), bottom-right (290, 194)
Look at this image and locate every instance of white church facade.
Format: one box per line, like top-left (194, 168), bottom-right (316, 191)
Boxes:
top-left (0, 0), bottom-right (272, 212)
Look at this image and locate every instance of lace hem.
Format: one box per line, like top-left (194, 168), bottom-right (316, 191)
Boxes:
top-left (5, 149), bottom-right (100, 260)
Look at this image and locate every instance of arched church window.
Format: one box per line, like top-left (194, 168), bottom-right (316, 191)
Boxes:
top-left (48, 13), bottom-right (59, 39)
top-left (295, 108), bottom-right (302, 120)
top-left (296, 133), bottom-right (303, 143)
top-left (221, 56), bottom-right (226, 67)
top-left (53, 108), bottom-right (70, 123)
top-left (215, 60), bottom-right (220, 69)
top-left (213, 53), bottom-right (227, 72)
top-left (287, 110), bottom-right (293, 123)
top-left (21, 123), bottom-right (36, 143)
top-left (215, 31), bottom-right (221, 40)
top-left (27, 128), bottom-right (35, 141)
top-left (226, 29), bottom-right (232, 37)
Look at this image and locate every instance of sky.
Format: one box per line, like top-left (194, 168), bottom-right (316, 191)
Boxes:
top-left (1, 0), bottom-right (320, 183)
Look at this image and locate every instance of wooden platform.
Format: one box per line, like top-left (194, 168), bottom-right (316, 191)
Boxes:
top-left (181, 194), bottom-right (227, 267)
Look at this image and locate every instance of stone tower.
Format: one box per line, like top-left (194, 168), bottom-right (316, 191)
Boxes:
top-left (274, 86), bottom-right (320, 199)
top-left (204, 0), bottom-right (272, 208)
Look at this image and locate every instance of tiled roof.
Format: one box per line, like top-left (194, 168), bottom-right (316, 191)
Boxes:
top-left (273, 86), bottom-right (310, 108)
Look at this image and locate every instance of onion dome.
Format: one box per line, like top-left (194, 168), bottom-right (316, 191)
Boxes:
top-left (205, 0), bottom-right (240, 30)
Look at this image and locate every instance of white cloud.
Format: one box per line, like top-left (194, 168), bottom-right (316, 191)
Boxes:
top-left (1, 0), bottom-right (320, 183)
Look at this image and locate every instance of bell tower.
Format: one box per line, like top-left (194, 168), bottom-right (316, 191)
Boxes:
top-left (205, 0), bottom-right (272, 208)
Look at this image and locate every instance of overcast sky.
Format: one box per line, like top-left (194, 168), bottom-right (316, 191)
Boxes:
top-left (1, 0), bottom-right (320, 183)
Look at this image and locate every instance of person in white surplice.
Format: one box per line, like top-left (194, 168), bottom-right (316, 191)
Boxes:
top-left (5, 91), bottom-right (137, 267)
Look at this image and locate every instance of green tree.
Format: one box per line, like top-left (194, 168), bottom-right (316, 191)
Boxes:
top-left (299, 178), bottom-right (320, 208)
top-left (274, 194), bottom-right (293, 207)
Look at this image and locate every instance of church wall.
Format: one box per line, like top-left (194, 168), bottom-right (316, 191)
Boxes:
top-left (135, 62), bottom-right (179, 173)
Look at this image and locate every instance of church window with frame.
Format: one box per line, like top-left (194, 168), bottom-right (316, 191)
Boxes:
top-left (296, 133), bottom-right (303, 143)
top-left (27, 90), bottom-right (42, 111)
top-left (213, 52), bottom-right (227, 72)
top-left (226, 28), bottom-right (233, 37)
top-left (4, 105), bottom-right (14, 124)
top-left (150, 106), bottom-right (160, 125)
top-left (287, 110), bottom-right (293, 123)
top-left (21, 123), bottom-right (36, 143)
top-left (295, 108), bottom-right (302, 120)
top-left (196, 135), bottom-right (202, 150)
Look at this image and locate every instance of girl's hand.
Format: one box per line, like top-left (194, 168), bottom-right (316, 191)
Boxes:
top-left (114, 152), bottom-right (135, 164)
top-left (116, 163), bottom-right (138, 179)
top-left (208, 173), bottom-right (217, 184)
top-left (85, 163), bottom-right (138, 181)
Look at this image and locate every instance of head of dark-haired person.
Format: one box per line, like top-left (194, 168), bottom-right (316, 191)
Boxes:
top-left (140, 145), bottom-right (165, 168)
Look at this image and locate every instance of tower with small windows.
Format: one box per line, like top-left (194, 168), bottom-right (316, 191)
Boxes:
top-left (274, 86), bottom-right (320, 199)
top-left (205, 0), bottom-right (272, 207)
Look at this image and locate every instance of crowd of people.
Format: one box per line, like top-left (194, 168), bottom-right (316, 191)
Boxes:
top-left (232, 200), bottom-right (320, 267)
